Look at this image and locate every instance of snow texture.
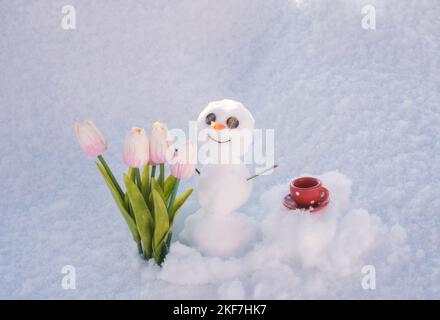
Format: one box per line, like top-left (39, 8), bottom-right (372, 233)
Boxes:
top-left (1, 0), bottom-right (439, 299)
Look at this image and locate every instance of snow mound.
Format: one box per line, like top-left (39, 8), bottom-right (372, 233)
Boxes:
top-left (260, 172), bottom-right (408, 276)
top-left (179, 209), bottom-right (259, 258)
top-left (155, 172), bottom-right (409, 299)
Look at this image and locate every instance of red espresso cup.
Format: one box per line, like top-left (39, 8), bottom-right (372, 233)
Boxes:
top-left (290, 177), bottom-right (328, 208)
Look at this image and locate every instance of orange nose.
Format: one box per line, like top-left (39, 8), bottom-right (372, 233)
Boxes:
top-left (211, 121), bottom-right (226, 130)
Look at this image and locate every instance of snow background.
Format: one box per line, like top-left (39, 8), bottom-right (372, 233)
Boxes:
top-left (1, 0), bottom-right (439, 299)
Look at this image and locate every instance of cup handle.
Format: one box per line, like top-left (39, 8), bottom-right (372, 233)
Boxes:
top-left (318, 187), bottom-right (330, 203)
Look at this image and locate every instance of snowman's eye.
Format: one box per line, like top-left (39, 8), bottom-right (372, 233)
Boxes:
top-left (226, 116), bottom-right (239, 129)
top-left (205, 113), bottom-right (216, 125)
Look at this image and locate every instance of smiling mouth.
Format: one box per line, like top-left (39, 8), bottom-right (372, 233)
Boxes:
top-left (208, 135), bottom-right (231, 144)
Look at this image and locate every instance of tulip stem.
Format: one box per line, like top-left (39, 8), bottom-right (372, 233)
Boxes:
top-left (133, 168), bottom-right (142, 190)
top-left (167, 179), bottom-right (180, 216)
top-left (159, 164), bottom-right (165, 189)
top-left (151, 165), bottom-right (157, 178)
top-left (141, 164), bottom-right (150, 201)
top-left (98, 155), bottom-right (124, 198)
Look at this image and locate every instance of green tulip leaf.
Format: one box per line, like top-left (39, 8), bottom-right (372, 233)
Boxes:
top-left (158, 232), bottom-right (172, 265)
top-left (124, 174), bottom-right (154, 258)
top-left (164, 175), bottom-right (177, 201)
top-left (171, 188), bottom-right (193, 224)
top-left (165, 231), bottom-right (173, 250)
top-left (152, 189), bottom-right (169, 262)
top-left (96, 163), bottom-right (141, 244)
top-left (123, 193), bottom-right (134, 220)
top-left (150, 178), bottom-right (165, 204)
top-left (128, 167), bottom-right (136, 182)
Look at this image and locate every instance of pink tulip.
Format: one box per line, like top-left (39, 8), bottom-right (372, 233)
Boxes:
top-left (75, 120), bottom-right (107, 157)
top-left (170, 141), bottom-right (197, 180)
top-left (123, 127), bottom-right (150, 168)
top-left (150, 122), bottom-right (173, 164)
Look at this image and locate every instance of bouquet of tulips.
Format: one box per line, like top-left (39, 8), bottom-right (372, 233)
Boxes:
top-left (75, 120), bottom-right (196, 265)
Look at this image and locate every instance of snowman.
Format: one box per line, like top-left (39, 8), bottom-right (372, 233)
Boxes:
top-left (180, 99), bottom-right (259, 258)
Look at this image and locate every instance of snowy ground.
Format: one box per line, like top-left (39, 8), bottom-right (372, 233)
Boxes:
top-left (1, 0), bottom-right (440, 299)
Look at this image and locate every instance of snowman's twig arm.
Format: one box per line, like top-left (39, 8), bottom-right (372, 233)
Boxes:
top-left (246, 164), bottom-right (278, 181)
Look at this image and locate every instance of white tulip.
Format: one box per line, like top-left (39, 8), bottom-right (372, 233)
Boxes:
top-left (123, 127), bottom-right (149, 168)
top-left (75, 120), bottom-right (107, 157)
top-left (150, 122), bottom-right (172, 164)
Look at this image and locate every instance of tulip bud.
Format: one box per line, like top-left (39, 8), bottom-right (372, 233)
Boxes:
top-left (150, 122), bottom-right (172, 164)
top-left (123, 127), bottom-right (150, 168)
top-left (75, 120), bottom-right (107, 157)
top-left (170, 141), bottom-right (197, 180)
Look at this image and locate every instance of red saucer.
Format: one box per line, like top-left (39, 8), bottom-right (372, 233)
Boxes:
top-left (282, 189), bottom-right (330, 213)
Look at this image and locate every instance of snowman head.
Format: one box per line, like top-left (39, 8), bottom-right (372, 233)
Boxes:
top-left (197, 99), bottom-right (254, 164)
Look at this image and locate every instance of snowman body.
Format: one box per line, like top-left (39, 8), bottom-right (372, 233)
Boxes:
top-left (180, 100), bottom-right (258, 258)
top-left (197, 163), bottom-right (251, 215)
